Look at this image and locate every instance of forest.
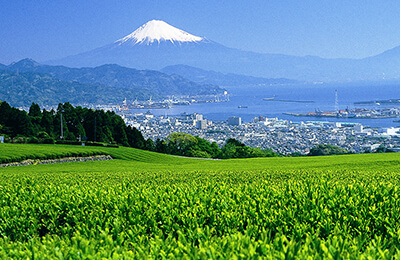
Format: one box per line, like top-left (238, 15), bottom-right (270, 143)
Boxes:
top-left (0, 101), bottom-right (147, 149)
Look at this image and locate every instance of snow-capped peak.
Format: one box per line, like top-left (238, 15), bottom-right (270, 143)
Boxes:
top-left (115, 20), bottom-right (204, 45)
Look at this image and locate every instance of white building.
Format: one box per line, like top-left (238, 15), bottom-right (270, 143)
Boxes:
top-left (196, 119), bottom-right (208, 130)
top-left (354, 124), bottom-right (363, 133)
top-left (194, 113), bottom-right (204, 121)
top-left (363, 143), bottom-right (381, 152)
top-left (227, 116), bottom-right (241, 126)
top-left (378, 127), bottom-right (400, 136)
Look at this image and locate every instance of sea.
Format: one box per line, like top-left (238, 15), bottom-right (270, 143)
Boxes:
top-left (128, 82), bottom-right (400, 128)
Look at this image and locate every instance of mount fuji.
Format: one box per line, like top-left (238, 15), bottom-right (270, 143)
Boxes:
top-left (115, 20), bottom-right (205, 46)
top-left (47, 20), bottom-right (227, 71)
top-left (47, 20), bottom-right (400, 82)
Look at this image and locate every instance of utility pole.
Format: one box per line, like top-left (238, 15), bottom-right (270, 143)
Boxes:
top-left (59, 104), bottom-right (65, 140)
top-left (94, 113), bottom-right (96, 142)
top-left (60, 111), bottom-right (64, 140)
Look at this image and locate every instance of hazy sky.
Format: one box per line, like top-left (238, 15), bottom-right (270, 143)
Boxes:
top-left (2, 0), bottom-right (400, 64)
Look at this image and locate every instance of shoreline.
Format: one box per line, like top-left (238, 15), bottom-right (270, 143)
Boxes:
top-left (283, 112), bottom-right (400, 120)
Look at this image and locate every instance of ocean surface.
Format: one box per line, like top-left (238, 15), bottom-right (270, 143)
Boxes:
top-left (128, 82), bottom-right (400, 128)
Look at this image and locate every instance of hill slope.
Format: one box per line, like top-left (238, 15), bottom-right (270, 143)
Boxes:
top-left (1, 144), bottom-right (400, 258)
top-left (1, 59), bottom-right (224, 106)
top-left (162, 64), bottom-right (300, 86)
top-left (0, 143), bottom-right (191, 164)
top-left (0, 70), bottom-right (107, 107)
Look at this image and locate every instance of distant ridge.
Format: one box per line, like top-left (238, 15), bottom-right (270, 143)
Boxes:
top-left (47, 20), bottom-right (400, 82)
top-left (1, 59), bottom-right (224, 106)
top-left (161, 64), bottom-right (300, 86)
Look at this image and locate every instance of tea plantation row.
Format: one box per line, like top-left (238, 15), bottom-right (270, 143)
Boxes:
top-left (1, 144), bottom-right (400, 258)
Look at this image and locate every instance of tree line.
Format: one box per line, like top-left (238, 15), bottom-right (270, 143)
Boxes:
top-left (153, 132), bottom-right (278, 159)
top-left (0, 101), bottom-right (148, 149)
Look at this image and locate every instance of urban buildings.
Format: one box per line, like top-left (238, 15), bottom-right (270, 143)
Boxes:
top-left (120, 112), bottom-right (400, 155)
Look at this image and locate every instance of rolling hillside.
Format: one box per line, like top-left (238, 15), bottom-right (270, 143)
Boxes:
top-left (1, 143), bottom-right (400, 257)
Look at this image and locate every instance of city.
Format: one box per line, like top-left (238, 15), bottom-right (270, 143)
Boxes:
top-left (120, 111), bottom-right (400, 155)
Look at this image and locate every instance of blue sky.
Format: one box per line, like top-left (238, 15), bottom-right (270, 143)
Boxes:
top-left (1, 0), bottom-right (400, 64)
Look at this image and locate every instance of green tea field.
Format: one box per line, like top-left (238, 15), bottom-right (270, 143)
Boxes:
top-left (1, 144), bottom-right (400, 258)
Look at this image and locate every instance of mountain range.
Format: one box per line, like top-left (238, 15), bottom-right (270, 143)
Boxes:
top-left (46, 20), bottom-right (400, 82)
top-left (0, 59), bottom-right (224, 107)
top-left (161, 65), bottom-right (299, 86)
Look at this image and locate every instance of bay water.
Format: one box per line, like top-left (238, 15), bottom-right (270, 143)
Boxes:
top-left (128, 82), bottom-right (400, 128)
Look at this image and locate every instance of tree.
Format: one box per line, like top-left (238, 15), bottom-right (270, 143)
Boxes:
top-left (219, 138), bottom-right (277, 159)
top-left (155, 138), bottom-right (167, 153)
top-left (220, 141), bottom-right (238, 159)
top-left (165, 132), bottom-right (198, 156)
top-left (41, 109), bottom-right (54, 137)
top-left (0, 102), bottom-right (149, 147)
top-left (375, 145), bottom-right (393, 153)
top-left (308, 144), bottom-right (350, 156)
top-left (111, 113), bottom-right (129, 146)
top-left (54, 103), bottom-right (70, 140)
top-left (225, 138), bottom-right (245, 147)
top-left (193, 137), bottom-right (220, 158)
top-left (28, 102), bottom-right (42, 118)
top-left (0, 101), bottom-right (33, 137)
top-left (289, 152), bottom-right (305, 157)
top-left (187, 149), bottom-right (211, 158)
top-left (126, 125), bottom-right (145, 149)
top-left (145, 138), bottom-right (155, 151)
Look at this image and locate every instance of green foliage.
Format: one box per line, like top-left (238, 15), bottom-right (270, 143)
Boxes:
top-left (0, 102), bottom-right (146, 149)
top-left (27, 136), bottom-right (39, 144)
top-left (163, 134), bottom-right (277, 159)
top-left (0, 101), bottom-right (33, 136)
top-left (145, 138), bottom-right (155, 151)
top-left (165, 132), bottom-right (199, 156)
top-left (28, 102), bottom-right (42, 118)
top-left (126, 125), bottom-right (146, 149)
top-left (186, 149), bottom-right (212, 158)
top-left (194, 137), bottom-right (220, 158)
top-left (155, 138), bottom-right (168, 154)
top-left (308, 144), bottom-right (350, 156)
top-left (289, 151), bottom-right (305, 157)
top-left (0, 146), bottom-right (400, 258)
top-left (219, 138), bottom-right (278, 159)
top-left (375, 145), bottom-right (394, 153)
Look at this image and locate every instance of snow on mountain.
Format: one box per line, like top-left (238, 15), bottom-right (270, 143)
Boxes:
top-left (115, 20), bottom-right (204, 46)
top-left (46, 20), bottom-right (400, 81)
